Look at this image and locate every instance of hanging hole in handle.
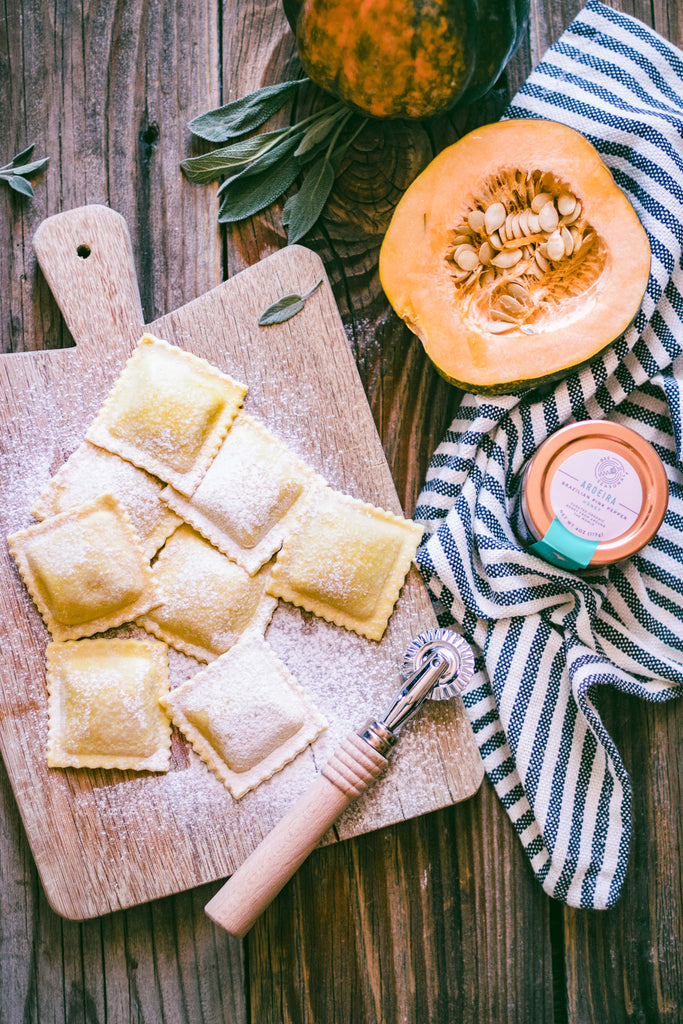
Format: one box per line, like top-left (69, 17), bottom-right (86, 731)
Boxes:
top-left (76, 244), bottom-right (91, 259)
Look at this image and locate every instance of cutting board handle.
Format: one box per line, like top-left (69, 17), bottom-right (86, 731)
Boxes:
top-left (33, 205), bottom-right (145, 355)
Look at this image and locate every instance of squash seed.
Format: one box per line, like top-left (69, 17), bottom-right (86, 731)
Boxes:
top-left (545, 230), bottom-right (565, 262)
top-left (534, 249), bottom-right (549, 271)
top-left (506, 281), bottom-right (530, 302)
top-left (484, 202), bottom-right (506, 234)
top-left (561, 201), bottom-right (582, 226)
top-left (518, 209), bottom-right (532, 235)
top-left (538, 202), bottom-right (559, 232)
top-left (491, 248), bottom-right (522, 268)
top-left (531, 192), bottom-right (553, 213)
top-left (455, 247), bottom-right (479, 271)
top-left (498, 294), bottom-right (525, 315)
top-left (557, 192), bottom-right (577, 216)
top-left (468, 209), bottom-right (486, 233)
top-left (561, 226), bottom-right (574, 256)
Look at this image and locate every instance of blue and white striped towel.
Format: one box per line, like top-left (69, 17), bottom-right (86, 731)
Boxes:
top-left (414, 0), bottom-right (683, 909)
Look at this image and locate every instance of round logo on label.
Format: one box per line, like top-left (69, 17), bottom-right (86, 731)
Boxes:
top-left (595, 455), bottom-right (626, 488)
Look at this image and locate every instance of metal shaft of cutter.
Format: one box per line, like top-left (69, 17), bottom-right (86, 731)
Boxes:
top-left (382, 651), bottom-right (450, 733)
top-left (358, 650), bottom-right (451, 756)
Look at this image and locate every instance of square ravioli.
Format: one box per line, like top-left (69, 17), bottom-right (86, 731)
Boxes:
top-left (160, 633), bottom-right (327, 797)
top-left (32, 441), bottom-right (181, 559)
top-left (46, 637), bottom-right (171, 771)
top-left (136, 524), bottom-right (277, 661)
top-left (161, 414), bottom-right (319, 574)
top-left (86, 335), bottom-right (247, 496)
top-left (8, 494), bottom-right (161, 641)
top-left (268, 486), bottom-right (423, 641)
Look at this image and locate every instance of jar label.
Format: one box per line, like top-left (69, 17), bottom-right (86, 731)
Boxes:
top-left (549, 448), bottom-right (643, 542)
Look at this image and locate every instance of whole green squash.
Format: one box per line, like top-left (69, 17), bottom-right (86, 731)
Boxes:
top-left (283, 0), bottom-right (530, 119)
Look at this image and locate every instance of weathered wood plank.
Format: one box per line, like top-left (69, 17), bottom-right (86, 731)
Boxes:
top-left (247, 784), bottom-right (555, 1023)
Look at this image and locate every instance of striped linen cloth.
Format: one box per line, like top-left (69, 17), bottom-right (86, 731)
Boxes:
top-left (414, 0), bottom-right (683, 909)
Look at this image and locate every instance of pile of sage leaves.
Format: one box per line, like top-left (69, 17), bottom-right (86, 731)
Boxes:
top-left (180, 79), bottom-right (366, 244)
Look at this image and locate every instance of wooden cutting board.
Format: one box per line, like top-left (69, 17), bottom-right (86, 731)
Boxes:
top-left (0, 205), bottom-right (483, 920)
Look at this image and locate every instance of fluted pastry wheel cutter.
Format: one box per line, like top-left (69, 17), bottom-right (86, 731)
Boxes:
top-left (205, 628), bottom-right (475, 937)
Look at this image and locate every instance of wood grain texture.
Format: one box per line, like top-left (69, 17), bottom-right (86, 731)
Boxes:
top-left (1, 1), bottom-right (682, 1023)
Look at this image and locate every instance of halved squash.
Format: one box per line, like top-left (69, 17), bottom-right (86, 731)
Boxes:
top-left (379, 119), bottom-right (651, 394)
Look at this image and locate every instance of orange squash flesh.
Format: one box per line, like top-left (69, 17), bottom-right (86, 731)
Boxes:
top-left (379, 120), bottom-right (652, 394)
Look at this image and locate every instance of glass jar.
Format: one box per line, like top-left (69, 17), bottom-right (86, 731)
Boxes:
top-left (516, 420), bottom-right (669, 569)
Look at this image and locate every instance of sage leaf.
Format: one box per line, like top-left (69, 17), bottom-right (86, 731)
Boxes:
top-left (181, 128), bottom-right (291, 183)
top-left (11, 144), bottom-right (35, 166)
top-left (189, 80), bottom-right (306, 143)
top-left (4, 157), bottom-right (50, 177)
top-left (282, 156), bottom-right (335, 244)
top-left (7, 175), bottom-right (34, 197)
top-left (218, 153), bottom-right (300, 223)
top-left (258, 294), bottom-right (305, 325)
top-left (258, 279), bottom-right (323, 325)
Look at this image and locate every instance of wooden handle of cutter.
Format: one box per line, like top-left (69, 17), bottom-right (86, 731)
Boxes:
top-left (32, 205), bottom-right (144, 354)
top-left (205, 733), bottom-right (389, 938)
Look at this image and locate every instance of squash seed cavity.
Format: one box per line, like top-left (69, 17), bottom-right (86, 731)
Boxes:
top-left (445, 169), bottom-right (602, 335)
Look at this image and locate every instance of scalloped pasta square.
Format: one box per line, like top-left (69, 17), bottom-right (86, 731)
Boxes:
top-left (161, 415), bottom-right (320, 574)
top-left (268, 487), bottom-right (423, 641)
top-left (46, 638), bottom-right (171, 771)
top-left (160, 633), bottom-right (327, 797)
top-left (7, 494), bottom-right (161, 641)
top-left (86, 335), bottom-right (247, 496)
top-left (32, 441), bottom-right (181, 560)
top-left (136, 524), bottom-right (277, 661)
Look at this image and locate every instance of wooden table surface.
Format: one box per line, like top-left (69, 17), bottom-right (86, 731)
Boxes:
top-left (1, 2), bottom-right (681, 1022)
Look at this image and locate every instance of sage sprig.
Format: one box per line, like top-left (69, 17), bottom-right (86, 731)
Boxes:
top-left (1, 145), bottom-right (49, 197)
top-left (188, 80), bottom-right (306, 143)
top-left (182, 80), bottom-right (366, 242)
top-left (258, 279), bottom-right (323, 325)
